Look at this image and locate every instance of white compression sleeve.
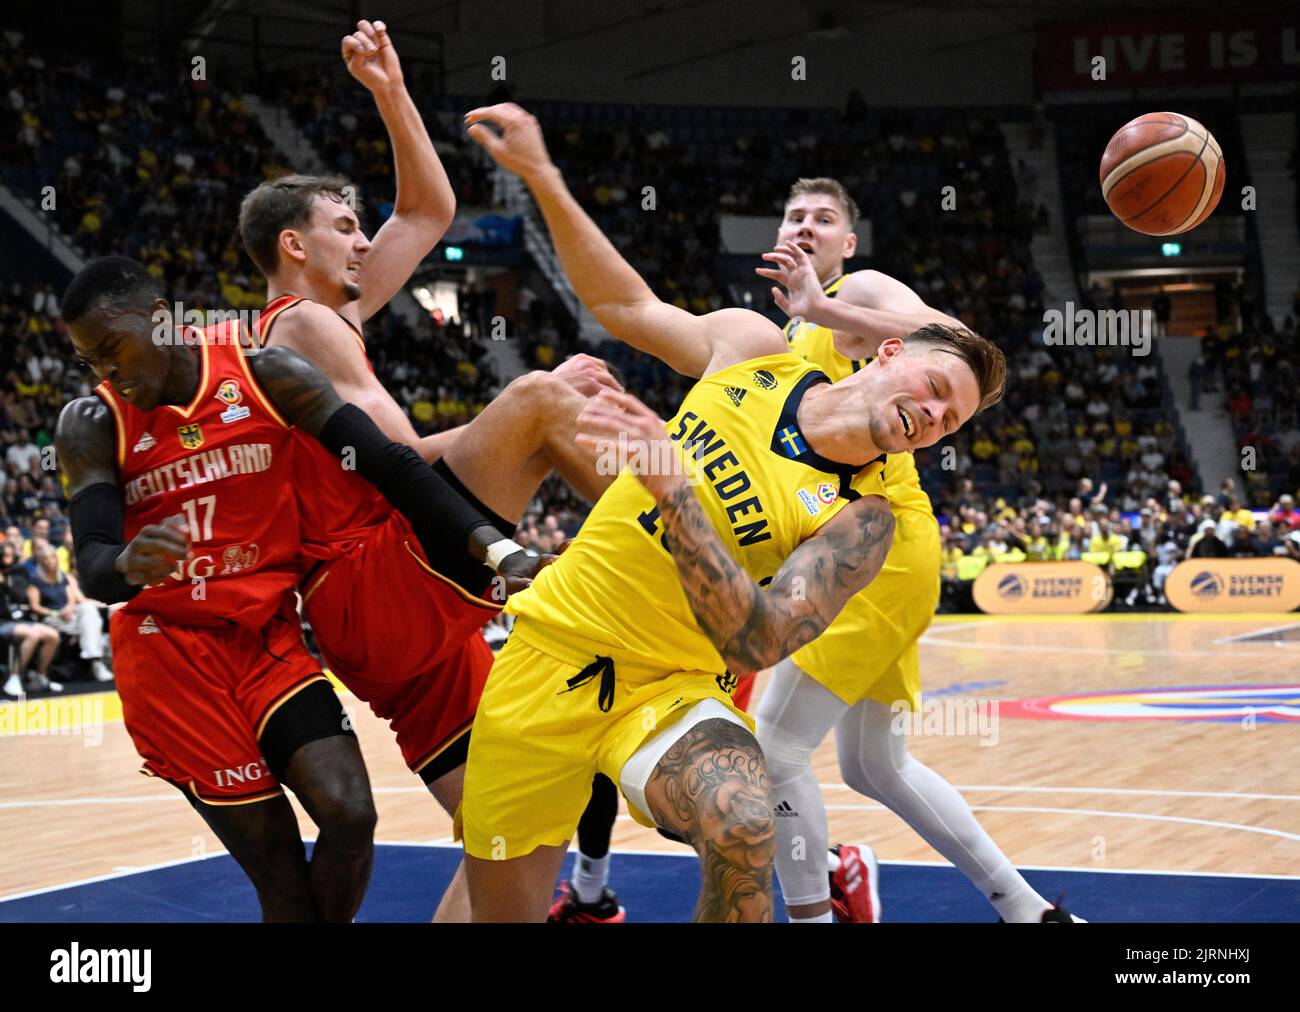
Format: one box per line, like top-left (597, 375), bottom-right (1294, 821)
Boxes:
top-left (754, 658), bottom-right (850, 909)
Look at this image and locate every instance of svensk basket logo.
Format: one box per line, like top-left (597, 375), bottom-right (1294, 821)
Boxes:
top-left (1190, 571), bottom-right (1224, 597)
top-left (998, 684), bottom-right (1300, 722)
top-left (997, 573), bottom-right (1025, 599)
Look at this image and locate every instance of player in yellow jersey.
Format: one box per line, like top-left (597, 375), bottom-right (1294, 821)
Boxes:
top-left (747, 177), bottom-right (1082, 923)
top-left (460, 104), bottom-right (1005, 921)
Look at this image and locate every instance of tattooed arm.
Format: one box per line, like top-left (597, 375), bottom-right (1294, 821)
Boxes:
top-left (249, 347), bottom-right (541, 586)
top-left (575, 389), bottom-right (896, 675)
top-left (656, 479), bottom-right (895, 675)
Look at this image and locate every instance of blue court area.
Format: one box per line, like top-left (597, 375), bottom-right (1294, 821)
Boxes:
top-left (3, 844), bottom-right (1296, 922)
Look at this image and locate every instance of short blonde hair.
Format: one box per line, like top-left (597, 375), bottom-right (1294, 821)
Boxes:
top-left (786, 177), bottom-right (860, 227)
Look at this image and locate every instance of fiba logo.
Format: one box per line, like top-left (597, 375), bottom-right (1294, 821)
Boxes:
top-left (1190, 571), bottom-right (1224, 597)
top-left (997, 573), bottom-right (1025, 599)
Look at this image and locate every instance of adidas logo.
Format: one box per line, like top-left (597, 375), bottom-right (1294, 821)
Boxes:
top-left (724, 386), bottom-right (747, 407)
top-left (138, 615), bottom-right (160, 635)
top-left (133, 432), bottom-right (157, 453)
top-left (774, 800), bottom-right (799, 817)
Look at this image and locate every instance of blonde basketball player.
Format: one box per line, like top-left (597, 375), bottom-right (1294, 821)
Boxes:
top-left (459, 104), bottom-right (1005, 921)
top-left (750, 177), bottom-right (1083, 923)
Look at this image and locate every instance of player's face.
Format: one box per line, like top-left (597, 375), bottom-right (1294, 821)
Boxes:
top-left (777, 194), bottom-right (856, 282)
top-left (303, 195), bottom-right (371, 302)
top-left (862, 342), bottom-right (981, 454)
top-left (68, 298), bottom-right (174, 411)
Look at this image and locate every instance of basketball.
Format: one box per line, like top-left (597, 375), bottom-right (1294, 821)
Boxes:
top-left (1099, 112), bottom-right (1226, 236)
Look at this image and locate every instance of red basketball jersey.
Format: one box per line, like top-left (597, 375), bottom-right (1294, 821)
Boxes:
top-left (253, 295), bottom-right (390, 563)
top-left (97, 321), bottom-right (303, 628)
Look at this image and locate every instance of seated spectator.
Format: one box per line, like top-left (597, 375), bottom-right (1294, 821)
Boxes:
top-left (0, 540), bottom-right (61, 696)
top-left (24, 544), bottom-right (112, 683)
top-left (1227, 525), bottom-right (1261, 558)
top-left (1254, 519), bottom-right (1286, 556)
top-left (1088, 518), bottom-right (1127, 562)
top-left (21, 516), bottom-right (50, 560)
top-left (1187, 519), bottom-right (1229, 559)
top-left (1269, 494), bottom-right (1300, 532)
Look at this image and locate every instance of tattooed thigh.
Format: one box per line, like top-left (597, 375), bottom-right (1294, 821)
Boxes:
top-left (643, 719), bottom-right (776, 921)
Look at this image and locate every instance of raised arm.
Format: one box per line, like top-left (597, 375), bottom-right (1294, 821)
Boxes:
top-left (576, 391), bottom-right (895, 675)
top-left (249, 346), bottom-right (539, 588)
top-left (56, 397), bottom-right (189, 600)
top-left (757, 242), bottom-right (961, 359)
top-left (340, 21), bottom-right (456, 325)
top-left (465, 103), bottom-right (783, 378)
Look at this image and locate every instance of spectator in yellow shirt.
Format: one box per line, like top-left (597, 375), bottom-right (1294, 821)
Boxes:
top-left (1088, 519), bottom-right (1127, 562)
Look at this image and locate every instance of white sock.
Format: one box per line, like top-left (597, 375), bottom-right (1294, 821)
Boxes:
top-left (827, 848), bottom-right (841, 874)
top-left (573, 852), bottom-right (610, 904)
top-left (790, 911), bottom-right (833, 923)
top-left (92, 659), bottom-right (112, 681)
top-left (978, 868), bottom-right (1052, 922)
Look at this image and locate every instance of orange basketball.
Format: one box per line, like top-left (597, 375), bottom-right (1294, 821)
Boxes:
top-left (1099, 112), bottom-right (1226, 236)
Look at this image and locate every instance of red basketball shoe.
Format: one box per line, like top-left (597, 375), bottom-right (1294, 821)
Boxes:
top-left (828, 843), bottom-right (882, 923)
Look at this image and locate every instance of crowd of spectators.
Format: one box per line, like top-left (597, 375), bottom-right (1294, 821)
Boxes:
top-left (0, 285), bottom-right (117, 693)
top-left (1197, 286), bottom-right (1300, 507)
top-left (935, 475), bottom-right (1300, 611)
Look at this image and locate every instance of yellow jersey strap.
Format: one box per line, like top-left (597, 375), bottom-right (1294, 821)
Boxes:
top-left (768, 368), bottom-right (885, 499)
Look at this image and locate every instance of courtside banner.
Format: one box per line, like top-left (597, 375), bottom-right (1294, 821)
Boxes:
top-left (1166, 558), bottom-right (1300, 613)
top-left (972, 562), bottom-right (1111, 615)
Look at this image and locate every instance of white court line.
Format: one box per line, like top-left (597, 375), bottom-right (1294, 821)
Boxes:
top-left (822, 802), bottom-right (1300, 844)
top-left (819, 783), bottom-right (1300, 803)
top-left (8, 783), bottom-right (1300, 812)
top-left (921, 621), bottom-right (985, 635)
top-left (0, 852), bottom-right (223, 903)
top-left (1216, 622), bottom-right (1300, 644)
top-left (917, 636), bottom-right (1296, 659)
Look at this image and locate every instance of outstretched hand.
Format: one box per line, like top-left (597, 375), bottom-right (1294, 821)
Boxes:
top-left (574, 389), bottom-right (684, 499)
top-left (551, 353), bottom-right (624, 397)
top-left (755, 240), bottom-right (829, 322)
top-left (464, 103), bottom-right (554, 182)
top-left (342, 19), bottom-right (403, 92)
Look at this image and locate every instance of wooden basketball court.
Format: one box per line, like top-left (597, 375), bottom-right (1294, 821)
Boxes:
top-left (3, 612), bottom-right (1297, 910)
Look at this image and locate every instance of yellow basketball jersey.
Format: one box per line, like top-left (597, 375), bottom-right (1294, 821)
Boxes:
top-left (784, 272), bottom-right (933, 517)
top-left (507, 352), bottom-right (889, 679)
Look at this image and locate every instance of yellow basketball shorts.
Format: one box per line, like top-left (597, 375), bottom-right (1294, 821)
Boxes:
top-left (459, 618), bottom-right (754, 861)
top-left (790, 507), bottom-right (940, 711)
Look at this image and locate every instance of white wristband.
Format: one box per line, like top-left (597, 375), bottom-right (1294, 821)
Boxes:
top-left (484, 538), bottom-right (526, 573)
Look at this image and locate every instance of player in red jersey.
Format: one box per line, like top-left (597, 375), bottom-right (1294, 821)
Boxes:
top-left (238, 21), bottom-right (619, 919)
top-left (57, 257), bottom-right (541, 921)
